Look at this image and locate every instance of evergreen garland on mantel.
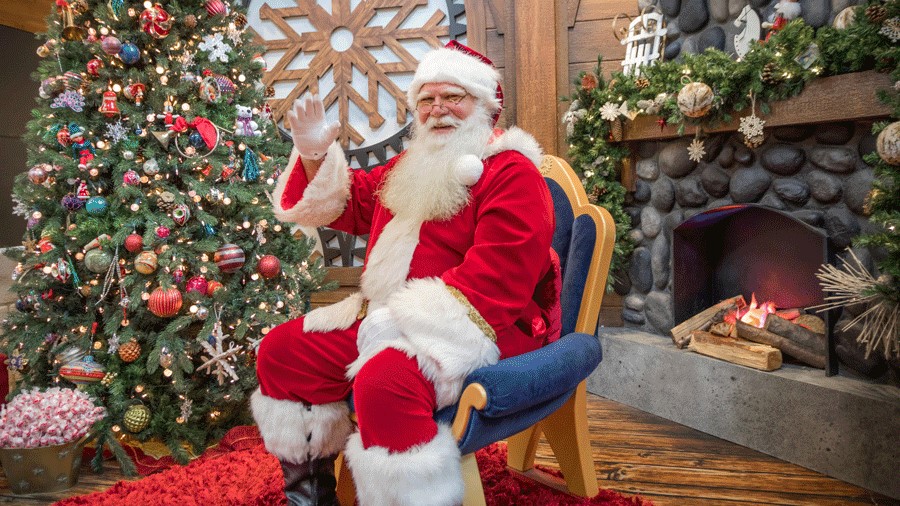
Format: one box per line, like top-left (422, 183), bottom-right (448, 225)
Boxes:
top-left (564, 1), bottom-right (899, 300)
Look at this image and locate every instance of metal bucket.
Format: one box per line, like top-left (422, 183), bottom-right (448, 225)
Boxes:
top-left (0, 437), bottom-right (84, 495)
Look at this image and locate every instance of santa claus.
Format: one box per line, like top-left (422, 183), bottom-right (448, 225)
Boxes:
top-left (252, 41), bottom-right (560, 506)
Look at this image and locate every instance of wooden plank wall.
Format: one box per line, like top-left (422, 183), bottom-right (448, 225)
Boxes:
top-left (0, 0), bottom-right (49, 33)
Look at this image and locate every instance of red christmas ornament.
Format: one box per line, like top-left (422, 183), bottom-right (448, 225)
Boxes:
top-left (257, 255), bottom-right (281, 279)
top-left (139, 3), bottom-right (172, 38)
top-left (124, 233), bottom-right (143, 253)
top-left (123, 170), bottom-right (140, 186)
top-left (214, 243), bottom-right (245, 273)
top-left (205, 0), bottom-right (228, 17)
top-left (172, 268), bottom-right (185, 284)
top-left (206, 280), bottom-right (224, 295)
top-left (99, 90), bottom-right (120, 117)
top-left (124, 83), bottom-right (146, 106)
top-left (186, 276), bottom-right (208, 295)
top-left (148, 286), bottom-right (183, 317)
top-left (86, 58), bottom-right (103, 77)
top-left (156, 226), bottom-right (170, 239)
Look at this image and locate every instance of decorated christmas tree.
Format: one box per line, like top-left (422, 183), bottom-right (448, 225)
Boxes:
top-left (2, 0), bottom-right (326, 471)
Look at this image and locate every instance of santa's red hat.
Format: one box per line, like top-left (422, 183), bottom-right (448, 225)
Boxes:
top-left (407, 41), bottom-right (503, 123)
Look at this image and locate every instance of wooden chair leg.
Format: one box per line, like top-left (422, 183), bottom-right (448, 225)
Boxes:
top-left (461, 452), bottom-right (487, 506)
top-left (540, 381), bottom-right (599, 498)
top-left (506, 422), bottom-right (543, 472)
top-left (334, 452), bottom-right (356, 506)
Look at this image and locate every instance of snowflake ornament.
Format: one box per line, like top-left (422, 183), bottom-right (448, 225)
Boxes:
top-left (600, 102), bottom-right (623, 121)
top-left (105, 121), bottom-right (128, 144)
top-left (739, 114), bottom-right (765, 139)
top-left (107, 334), bottom-right (120, 354)
top-left (180, 398), bottom-right (193, 422)
top-left (198, 323), bottom-right (242, 385)
top-left (879, 17), bottom-right (900, 43)
top-left (226, 24), bottom-right (243, 46)
top-left (198, 32), bottom-right (232, 63)
top-left (687, 137), bottom-right (706, 163)
top-left (179, 51), bottom-right (196, 70)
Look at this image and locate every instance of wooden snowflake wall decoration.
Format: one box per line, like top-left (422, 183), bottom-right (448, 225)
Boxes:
top-left (243, 0), bottom-right (465, 164)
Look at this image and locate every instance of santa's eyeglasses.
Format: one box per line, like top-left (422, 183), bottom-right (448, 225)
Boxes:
top-left (415, 92), bottom-right (469, 113)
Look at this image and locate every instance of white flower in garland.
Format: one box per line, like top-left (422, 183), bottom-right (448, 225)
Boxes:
top-left (738, 114), bottom-right (765, 139)
top-left (879, 17), bottom-right (900, 43)
top-left (198, 32), bottom-right (232, 63)
top-left (687, 137), bottom-right (706, 163)
top-left (600, 101), bottom-right (623, 121)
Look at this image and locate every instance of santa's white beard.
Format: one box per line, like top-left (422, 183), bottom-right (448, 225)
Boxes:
top-left (379, 106), bottom-right (494, 222)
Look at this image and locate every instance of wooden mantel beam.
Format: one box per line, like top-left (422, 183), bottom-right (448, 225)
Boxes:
top-left (623, 70), bottom-right (894, 142)
top-left (0, 1), bottom-right (49, 34)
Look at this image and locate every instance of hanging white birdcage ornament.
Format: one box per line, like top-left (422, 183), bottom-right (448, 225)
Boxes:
top-left (615, 8), bottom-right (668, 77)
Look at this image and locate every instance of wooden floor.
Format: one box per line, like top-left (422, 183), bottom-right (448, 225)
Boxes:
top-left (1, 394), bottom-right (896, 505)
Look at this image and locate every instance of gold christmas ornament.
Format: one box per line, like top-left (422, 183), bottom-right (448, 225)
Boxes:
top-left (134, 250), bottom-right (159, 274)
top-left (677, 81), bottom-right (714, 118)
top-left (183, 14), bottom-right (197, 29)
top-left (876, 121), bottom-right (900, 165)
top-left (123, 404), bottom-right (151, 433)
top-left (118, 339), bottom-right (141, 363)
top-left (832, 6), bottom-right (856, 29)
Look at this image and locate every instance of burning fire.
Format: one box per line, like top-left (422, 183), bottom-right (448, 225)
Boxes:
top-left (723, 294), bottom-right (800, 329)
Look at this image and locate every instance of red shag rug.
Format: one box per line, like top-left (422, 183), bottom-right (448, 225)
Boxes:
top-left (56, 427), bottom-right (653, 506)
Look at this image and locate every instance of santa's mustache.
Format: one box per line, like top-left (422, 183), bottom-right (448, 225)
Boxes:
top-left (423, 115), bottom-right (464, 130)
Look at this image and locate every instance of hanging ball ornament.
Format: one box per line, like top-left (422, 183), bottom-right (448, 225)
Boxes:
top-left (28, 165), bottom-right (48, 184)
top-left (186, 276), bottom-right (209, 295)
top-left (85, 196), bottom-right (108, 215)
top-left (123, 404), bottom-right (151, 433)
top-left (205, 0), bottom-right (229, 17)
top-left (189, 131), bottom-right (205, 149)
top-left (156, 226), bottom-right (170, 239)
top-left (257, 255), bottom-right (281, 279)
top-left (86, 58), bottom-right (103, 77)
top-left (215, 244), bottom-right (245, 273)
top-left (149, 286), bottom-right (183, 317)
top-left (118, 339), bottom-right (141, 363)
top-left (206, 280), bottom-right (224, 296)
top-left (119, 42), bottom-right (141, 65)
top-left (125, 233), bottom-right (143, 253)
top-left (159, 346), bottom-right (174, 369)
top-left (134, 250), bottom-right (159, 274)
top-left (62, 193), bottom-right (84, 212)
top-left (139, 3), bottom-right (172, 38)
top-left (172, 268), bottom-right (185, 284)
top-left (677, 81), bottom-right (715, 118)
top-left (143, 158), bottom-right (160, 175)
top-left (183, 13), bottom-right (197, 28)
top-left (84, 248), bottom-right (113, 273)
top-left (195, 305), bottom-right (209, 320)
top-left (101, 36), bottom-right (122, 55)
top-left (123, 170), bottom-right (141, 186)
top-left (172, 204), bottom-right (191, 226)
top-left (876, 121), bottom-right (900, 165)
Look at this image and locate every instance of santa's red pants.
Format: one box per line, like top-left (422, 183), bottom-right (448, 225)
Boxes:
top-left (256, 316), bottom-right (438, 453)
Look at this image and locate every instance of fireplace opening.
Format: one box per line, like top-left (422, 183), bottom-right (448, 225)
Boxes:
top-left (672, 204), bottom-right (837, 373)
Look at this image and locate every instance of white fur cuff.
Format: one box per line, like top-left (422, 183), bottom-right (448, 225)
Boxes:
top-left (250, 389), bottom-right (354, 464)
top-left (344, 425), bottom-right (463, 506)
top-left (269, 141), bottom-right (350, 227)
top-left (483, 126), bottom-right (543, 167)
top-left (388, 278), bottom-right (500, 409)
top-left (303, 292), bottom-right (364, 333)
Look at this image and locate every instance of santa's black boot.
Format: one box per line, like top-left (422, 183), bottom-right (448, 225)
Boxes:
top-left (281, 455), bottom-right (338, 506)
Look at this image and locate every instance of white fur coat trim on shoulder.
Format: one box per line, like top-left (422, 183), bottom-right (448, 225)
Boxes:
top-left (483, 126), bottom-right (543, 167)
top-left (250, 389), bottom-right (354, 464)
top-left (343, 425), bottom-right (463, 506)
top-left (269, 141), bottom-right (350, 227)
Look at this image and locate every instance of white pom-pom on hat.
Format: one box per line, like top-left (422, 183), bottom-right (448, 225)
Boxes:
top-left (455, 154), bottom-right (483, 186)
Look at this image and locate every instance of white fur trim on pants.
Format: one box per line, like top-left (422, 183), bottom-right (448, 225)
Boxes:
top-left (344, 425), bottom-right (463, 506)
top-left (250, 389), bottom-right (354, 464)
top-left (269, 142), bottom-right (350, 227)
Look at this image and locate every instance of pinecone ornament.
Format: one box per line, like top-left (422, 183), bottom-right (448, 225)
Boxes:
top-left (234, 13), bottom-right (248, 29)
top-left (761, 63), bottom-right (781, 85)
top-left (157, 191), bottom-right (177, 211)
top-left (118, 339), bottom-right (141, 363)
top-left (743, 134), bottom-right (765, 149)
top-left (184, 14), bottom-right (197, 29)
top-left (634, 77), bottom-right (650, 89)
top-left (866, 4), bottom-right (888, 24)
top-left (609, 118), bottom-right (624, 142)
top-left (265, 85), bottom-right (276, 98)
